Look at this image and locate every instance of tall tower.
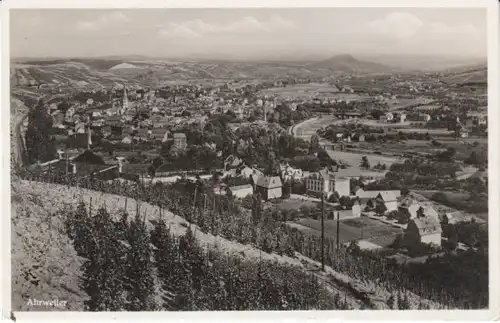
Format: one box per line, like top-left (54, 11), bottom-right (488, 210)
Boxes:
top-left (122, 85), bottom-right (128, 113)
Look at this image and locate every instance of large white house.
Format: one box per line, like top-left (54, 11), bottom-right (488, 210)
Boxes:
top-left (306, 168), bottom-right (350, 197)
top-left (405, 213), bottom-right (442, 247)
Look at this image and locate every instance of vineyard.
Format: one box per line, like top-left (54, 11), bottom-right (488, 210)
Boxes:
top-left (15, 167), bottom-right (489, 309)
top-left (61, 201), bottom-right (343, 310)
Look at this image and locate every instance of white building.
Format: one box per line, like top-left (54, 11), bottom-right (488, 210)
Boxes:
top-left (280, 163), bottom-right (303, 181)
top-left (306, 168), bottom-right (350, 198)
top-left (405, 214), bottom-right (442, 247)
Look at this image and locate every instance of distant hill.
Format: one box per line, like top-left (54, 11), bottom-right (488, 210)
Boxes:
top-left (109, 62), bottom-right (141, 70)
top-left (440, 66), bottom-right (487, 85)
top-left (309, 54), bottom-right (393, 74)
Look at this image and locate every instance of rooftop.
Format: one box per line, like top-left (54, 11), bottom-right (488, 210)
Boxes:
top-left (256, 176), bottom-right (282, 189)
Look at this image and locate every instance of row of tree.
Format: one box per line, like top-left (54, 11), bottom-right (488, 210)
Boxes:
top-left (62, 201), bottom-right (341, 311)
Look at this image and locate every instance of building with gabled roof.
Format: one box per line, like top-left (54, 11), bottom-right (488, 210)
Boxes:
top-left (173, 133), bottom-right (187, 149)
top-left (306, 167), bottom-right (350, 197)
top-left (405, 212), bottom-right (443, 247)
top-left (398, 195), bottom-right (421, 220)
top-left (256, 176), bottom-right (282, 200)
top-left (151, 128), bottom-right (170, 142)
top-left (356, 189), bottom-right (401, 204)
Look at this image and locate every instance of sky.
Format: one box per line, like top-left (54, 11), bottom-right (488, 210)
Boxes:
top-left (10, 8), bottom-right (487, 59)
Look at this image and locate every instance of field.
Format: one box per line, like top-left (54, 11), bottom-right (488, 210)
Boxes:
top-left (266, 198), bottom-right (318, 211)
top-left (397, 128), bottom-right (452, 135)
top-left (325, 150), bottom-right (400, 168)
top-left (386, 97), bottom-right (434, 110)
top-left (288, 217), bottom-right (402, 248)
top-left (293, 116), bottom-right (343, 140)
top-left (414, 105), bottom-right (442, 111)
top-left (259, 83), bottom-right (366, 101)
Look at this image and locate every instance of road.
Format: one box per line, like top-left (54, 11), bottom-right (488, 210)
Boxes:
top-left (12, 94), bottom-right (65, 167)
top-left (12, 112), bottom-right (29, 167)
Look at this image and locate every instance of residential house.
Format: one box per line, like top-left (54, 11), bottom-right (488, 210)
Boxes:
top-left (466, 111), bottom-right (487, 128)
top-left (359, 189), bottom-right (401, 213)
top-left (306, 168), bottom-right (350, 197)
top-left (335, 201), bottom-right (362, 218)
top-left (352, 134), bottom-right (365, 142)
top-left (224, 155), bottom-right (243, 170)
top-left (91, 110), bottom-right (103, 118)
top-left (240, 166), bottom-right (264, 182)
top-left (455, 124), bottom-right (469, 138)
top-left (416, 206), bottom-right (439, 222)
top-left (373, 191), bottom-right (399, 213)
top-left (121, 135), bottom-right (133, 144)
top-left (400, 113), bottom-right (407, 123)
top-left (379, 112), bottom-right (394, 123)
top-left (173, 133), bottom-right (187, 149)
top-left (123, 126), bottom-right (134, 137)
top-left (101, 125), bottom-right (112, 138)
top-left (116, 157), bottom-right (151, 181)
top-left (75, 122), bottom-right (86, 134)
top-left (398, 195), bottom-right (421, 220)
top-left (355, 189), bottom-right (401, 204)
top-left (405, 212), bottom-right (443, 247)
top-left (51, 111), bottom-right (65, 128)
top-left (151, 128), bottom-right (170, 142)
top-left (280, 163), bottom-right (303, 181)
top-left (105, 115), bottom-right (123, 127)
top-left (256, 176), bottom-right (283, 201)
top-left (136, 128), bottom-right (150, 141)
top-left (418, 113), bottom-right (431, 122)
top-left (228, 184), bottom-right (254, 199)
top-left (440, 211), bottom-right (472, 225)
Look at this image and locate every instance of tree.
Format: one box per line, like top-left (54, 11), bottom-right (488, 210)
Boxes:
top-left (339, 196), bottom-right (354, 209)
top-left (25, 99), bottom-right (57, 164)
top-left (309, 134), bottom-right (320, 152)
top-left (387, 293), bottom-right (396, 309)
top-left (124, 211), bottom-right (156, 310)
top-left (370, 109), bottom-right (384, 120)
top-left (360, 156), bottom-right (370, 169)
top-left (83, 207), bottom-right (126, 311)
top-left (436, 147), bottom-right (456, 162)
top-left (465, 151), bottom-right (484, 166)
top-left (397, 293), bottom-right (411, 310)
top-left (328, 191), bottom-right (340, 203)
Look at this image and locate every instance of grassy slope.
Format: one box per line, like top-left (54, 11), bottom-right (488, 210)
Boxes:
top-left (12, 179), bottom-right (379, 311)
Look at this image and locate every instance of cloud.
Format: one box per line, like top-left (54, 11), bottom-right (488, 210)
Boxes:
top-left (157, 15), bottom-right (294, 39)
top-left (428, 22), bottom-right (477, 35)
top-left (363, 12), bottom-right (424, 40)
top-left (76, 12), bottom-right (129, 31)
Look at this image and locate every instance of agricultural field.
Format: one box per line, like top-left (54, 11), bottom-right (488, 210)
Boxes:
top-left (288, 217), bottom-right (402, 248)
top-left (386, 97), bottom-right (434, 111)
top-left (397, 128), bottom-right (452, 135)
top-left (266, 198), bottom-right (318, 211)
top-left (259, 83), bottom-right (366, 101)
top-left (325, 150), bottom-right (400, 168)
top-left (355, 140), bottom-right (443, 158)
top-left (414, 105), bottom-right (442, 111)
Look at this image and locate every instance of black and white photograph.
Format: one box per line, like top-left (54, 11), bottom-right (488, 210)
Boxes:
top-left (4, 0), bottom-right (499, 319)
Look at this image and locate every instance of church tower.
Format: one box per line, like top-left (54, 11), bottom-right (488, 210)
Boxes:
top-left (122, 85), bottom-right (128, 114)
